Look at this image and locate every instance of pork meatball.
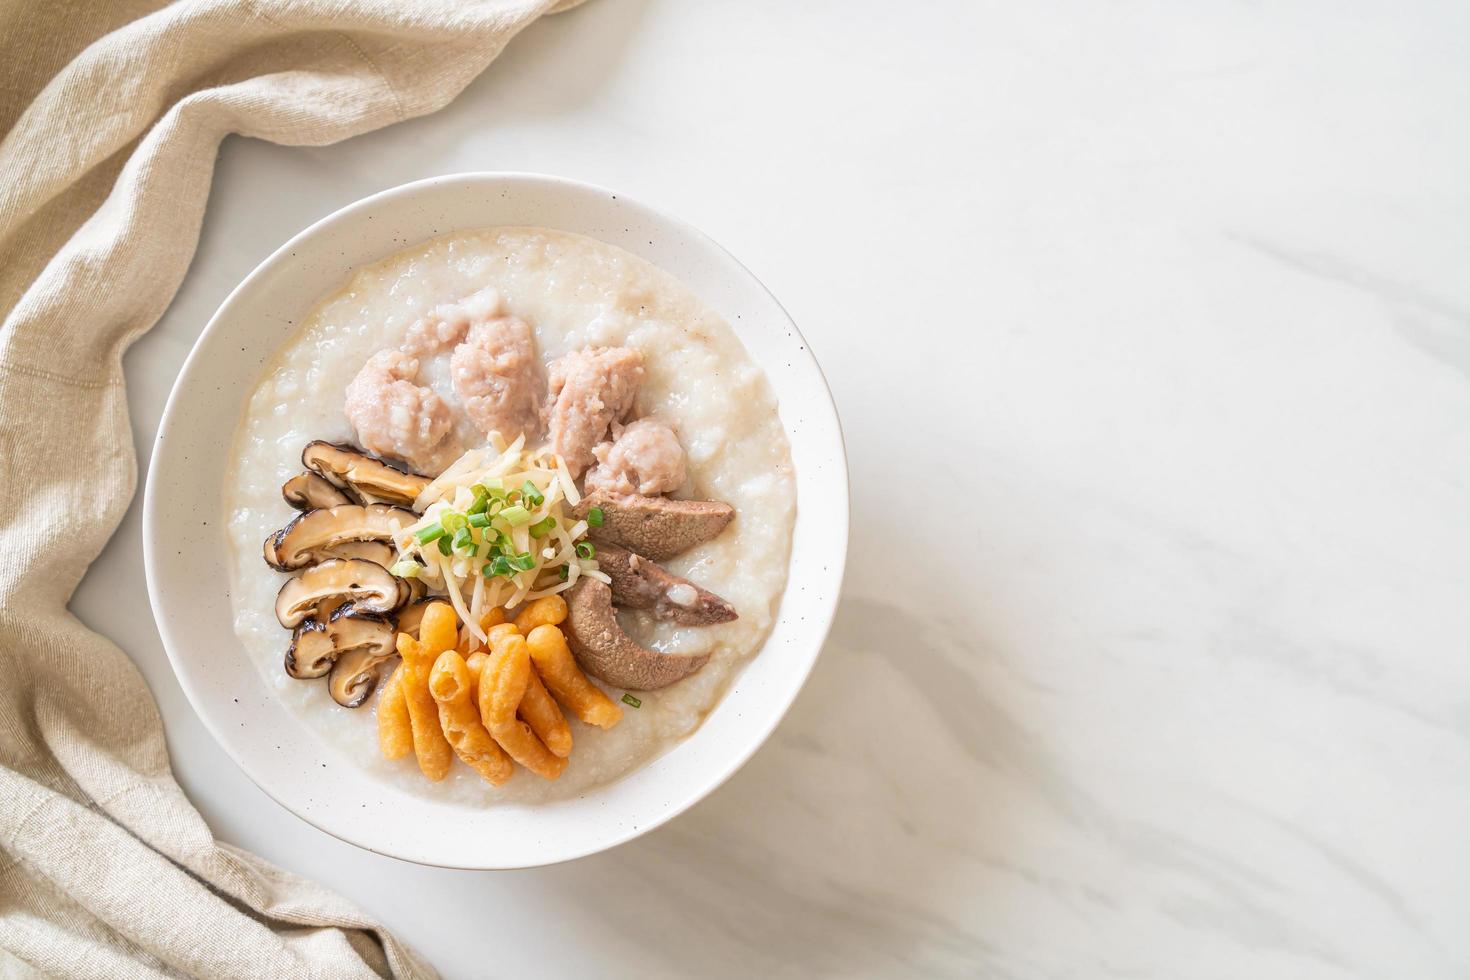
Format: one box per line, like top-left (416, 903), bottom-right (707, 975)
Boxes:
top-left (544, 346), bottom-right (644, 475)
top-left (401, 286), bottom-right (503, 357)
top-left (584, 418), bottom-right (687, 496)
top-left (450, 315), bottom-right (542, 443)
top-left (344, 349), bottom-right (459, 475)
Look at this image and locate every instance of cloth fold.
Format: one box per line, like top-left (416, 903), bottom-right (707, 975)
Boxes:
top-left (0, 1), bottom-right (582, 976)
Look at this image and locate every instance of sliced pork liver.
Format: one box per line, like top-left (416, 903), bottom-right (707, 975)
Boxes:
top-left (573, 490), bottom-right (734, 561)
top-left (594, 543), bottom-right (736, 626)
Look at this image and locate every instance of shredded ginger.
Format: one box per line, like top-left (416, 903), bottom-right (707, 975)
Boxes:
top-left (394, 434), bottom-right (607, 645)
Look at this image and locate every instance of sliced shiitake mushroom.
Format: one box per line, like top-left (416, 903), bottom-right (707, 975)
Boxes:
top-left (393, 597), bottom-right (434, 638)
top-left (594, 543), bottom-right (737, 626)
top-left (325, 606), bottom-right (397, 707)
top-left (285, 619), bottom-right (337, 679)
top-left (266, 503), bottom-right (415, 571)
top-left (282, 471), bottom-right (352, 510)
top-left (296, 539), bottom-right (396, 568)
top-left (302, 441), bottom-right (431, 506)
top-left (315, 595), bottom-right (351, 623)
top-left (328, 646), bottom-right (395, 708)
top-left (573, 491), bottom-right (734, 562)
top-left (275, 558), bottom-right (407, 628)
top-left (563, 578), bottom-right (711, 690)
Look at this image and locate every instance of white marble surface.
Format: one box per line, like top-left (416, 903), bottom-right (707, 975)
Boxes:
top-left (72, 1), bottom-right (1470, 976)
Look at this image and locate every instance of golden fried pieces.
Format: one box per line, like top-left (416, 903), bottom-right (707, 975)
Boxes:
top-left (396, 629), bottom-right (453, 781)
top-left (526, 624), bottom-right (622, 730)
top-left (480, 633), bottom-right (565, 780)
top-left (376, 663), bottom-right (413, 761)
top-left (513, 594), bottom-right (568, 634)
top-left (519, 667), bottom-right (572, 758)
top-left (430, 649), bottom-right (513, 786)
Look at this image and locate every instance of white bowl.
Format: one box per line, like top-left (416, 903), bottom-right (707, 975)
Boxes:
top-left (143, 173), bottom-right (848, 868)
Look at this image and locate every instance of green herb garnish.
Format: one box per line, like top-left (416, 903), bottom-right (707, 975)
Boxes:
top-left (586, 507), bottom-right (605, 527)
top-left (575, 541), bottom-right (595, 560)
top-left (520, 480), bottom-right (545, 507)
top-left (621, 693), bottom-right (641, 708)
top-left (414, 522), bottom-right (445, 545)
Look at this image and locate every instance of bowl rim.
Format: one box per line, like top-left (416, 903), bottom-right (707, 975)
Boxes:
top-left (143, 172), bottom-right (849, 867)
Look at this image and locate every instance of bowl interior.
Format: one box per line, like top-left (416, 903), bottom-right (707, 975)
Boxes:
top-left (143, 173), bottom-right (847, 868)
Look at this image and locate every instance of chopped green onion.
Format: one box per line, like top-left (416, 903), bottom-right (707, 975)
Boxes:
top-left (480, 478), bottom-right (504, 492)
top-left (389, 560), bottom-right (420, 578)
top-left (507, 551), bottom-right (536, 572)
top-left (452, 527), bottom-right (474, 552)
top-left (559, 565), bottom-right (570, 581)
top-left (486, 555), bottom-right (513, 578)
top-left (520, 480), bottom-right (545, 506)
top-left (586, 507), bottom-right (605, 527)
top-left (414, 523), bottom-right (446, 545)
top-left (437, 535), bottom-right (453, 556)
top-left (575, 541), bottom-right (596, 560)
top-left (500, 504), bottom-right (532, 526)
top-left (467, 487), bottom-right (490, 515)
top-left (529, 516), bottom-right (557, 537)
top-left (440, 512), bottom-right (468, 534)
top-left (621, 693), bottom-right (641, 708)
top-left (467, 512), bottom-right (491, 529)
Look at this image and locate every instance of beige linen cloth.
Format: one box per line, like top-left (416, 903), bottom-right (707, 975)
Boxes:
top-left (0, 1), bottom-right (585, 976)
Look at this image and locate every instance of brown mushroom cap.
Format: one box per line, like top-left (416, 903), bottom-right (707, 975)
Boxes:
top-left (563, 578), bottom-right (711, 690)
top-left (393, 597), bottom-right (434, 638)
top-left (275, 558), bottom-right (407, 628)
top-left (572, 491), bottom-right (733, 562)
top-left (301, 539), bottom-right (395, 568)
top-left (282, 471), bottom-right (352, 510)
top-left (266, 503), bottom-right (415, 571)
top-left (284, 619), bottom-right (336, 679)
top-left (594, 543), bottom-right (737, 626)
top-left (328, 646), bottom-right (395, 707)
top-left (324, 606), bottom-right (397, 707)
top-left (302, 441), bottom-right (430, 506)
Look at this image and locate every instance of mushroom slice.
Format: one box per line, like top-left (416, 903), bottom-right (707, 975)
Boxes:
top-left (302, 441), bottom-right (431, 507)
top-left (572, 491), bottom-right (734, 562)
top-left (284, 619), bottom-right (336, 679)
top-left (394, 597), bottom-right (434, 638)
top-left (282, 471), bottom-right (352, 510)
top-left (595, 543), bottom-right (737, 626)
top-left (263, 529), bottom-right (285, 568)
top-left (316, 595), bottom-right (352, 623)
top-left (302, 539), bottom-right (395, 568)
top-left (275, 558), bottom-right (407, 628)
top-left (563, 578), bottom-right (711, 690)
top-left (269, 503), bottom-right (416, 571)
top-left (329, 646), bottom-right (396, 708)
top-left (325, 607), bottom-right (398, 707)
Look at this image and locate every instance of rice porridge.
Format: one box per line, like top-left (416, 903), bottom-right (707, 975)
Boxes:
top-left (225, 227), bottom-right (795, 803)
